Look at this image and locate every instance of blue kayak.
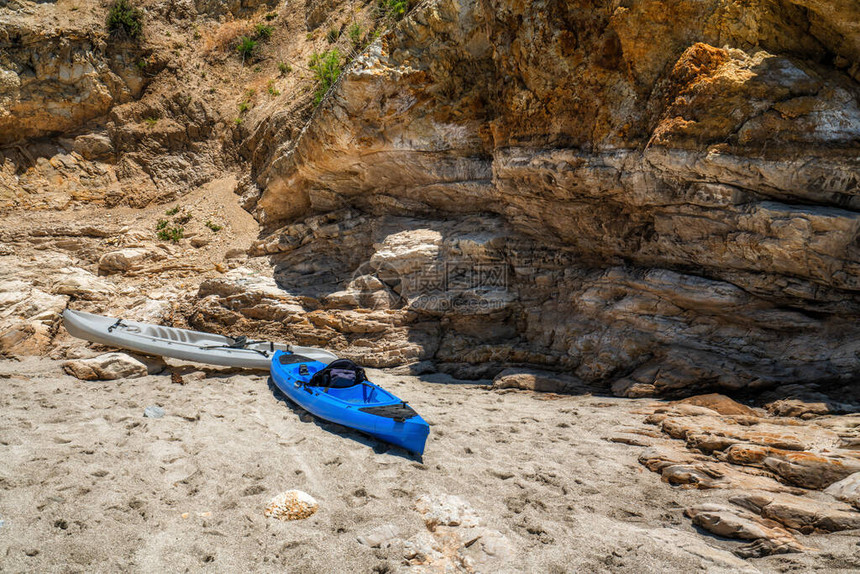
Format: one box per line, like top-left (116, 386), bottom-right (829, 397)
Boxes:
top-left (270, 352), bottom-right (430, 455)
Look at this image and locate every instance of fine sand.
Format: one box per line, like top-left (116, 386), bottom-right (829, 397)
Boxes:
top-left (1, 356), bottom-right (857, 573)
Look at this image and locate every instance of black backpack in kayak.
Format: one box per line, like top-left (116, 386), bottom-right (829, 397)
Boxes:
top-left (309, 359), bottom-right (367, 389)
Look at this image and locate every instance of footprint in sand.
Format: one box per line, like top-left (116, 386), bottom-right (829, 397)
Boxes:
top-left (346, 487), bottom-right (371, 508)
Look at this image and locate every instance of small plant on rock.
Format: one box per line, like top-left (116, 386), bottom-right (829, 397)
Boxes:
top-left (156, 219), bottom-right (168, 230)
top-left (309, 49), bottom-right (342, 105)
top-left (377, 0), bottom-right (409, 21)
top-left (326, 27), bottom-right (340, 44)
top-left (267, 80), bottom-right (280, 97)
top-left (236, 36), bottom-right (257, 63)
top-left (255, 23), bottom-right (274, 40)
top-left (157, 226), bottom-right (184, 243)
top-left (278, 62), bottom-right (292, 75)
top-left (205, 221), bottom-right (223, 232)
top-left (165, 206), bottom-right (180, 216)
top-left (107, 0), bottom-right (143, 39)
top-left (348, 23), bottom-right (363, 49)
top-left (143, 116), bottom-right (158, 127)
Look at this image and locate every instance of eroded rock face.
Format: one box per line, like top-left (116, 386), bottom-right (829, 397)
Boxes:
top-left (0, 20), bottom-right (148, 144)
top-left (240, 0), bottom-right (860, 396)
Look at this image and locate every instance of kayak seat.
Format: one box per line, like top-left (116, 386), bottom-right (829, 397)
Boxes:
top-left (309, 359), bottom-right (367, 389)
top-left (306, 359), bottom-right (399, 405)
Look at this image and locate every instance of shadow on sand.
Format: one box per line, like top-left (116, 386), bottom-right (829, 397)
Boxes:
top-left (266, 376), bottom-right (423, 462)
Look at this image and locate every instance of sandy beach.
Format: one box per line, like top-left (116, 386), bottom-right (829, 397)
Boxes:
top-left (1, 355), bottom-right (856, 573)
top-left (2, 0), bottom-right (859, 571)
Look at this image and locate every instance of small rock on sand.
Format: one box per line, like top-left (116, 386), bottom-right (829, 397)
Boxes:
top-left (63, 352), bottom-right (148, 380)
top-left (264, 490), bottom-right (318, 521)
top-left (357, 523), bottom-right (400, 547)
top-left (675, 394), bottom-right (759, 417)
top-left (415, 494), bottom-right (480, 530)
top-left (144, 406), bottom-right (165, 419)
top-left (492, 367), bottom-right (587, 393)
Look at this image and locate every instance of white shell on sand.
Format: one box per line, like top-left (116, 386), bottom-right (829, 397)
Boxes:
top-left (264, 490), bottom-right (319, 521)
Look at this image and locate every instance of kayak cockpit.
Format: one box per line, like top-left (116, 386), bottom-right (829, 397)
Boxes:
top-left (322, 383), bottom-right (396, 405)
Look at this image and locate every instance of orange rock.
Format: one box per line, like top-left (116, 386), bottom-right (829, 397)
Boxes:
top-left (721, 444), bottom-right (860, 489)
top-left (675, 394), bottom-right (759, 417)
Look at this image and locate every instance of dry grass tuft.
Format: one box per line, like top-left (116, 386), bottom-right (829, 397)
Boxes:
top-left (204, 20), bottom-right (253, 53)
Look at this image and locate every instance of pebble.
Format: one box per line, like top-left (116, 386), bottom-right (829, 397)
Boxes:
top-left (144, 405), bottom-right (165, 419)
top-left (415, 494), bottom-right (480, 530)
top-left (357, 523), bottom-right (400, 547)
top-left (264, 490), bottom-right (318, 521)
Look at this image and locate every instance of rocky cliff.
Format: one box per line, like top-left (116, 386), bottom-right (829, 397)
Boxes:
top-left (2, 0), bottom-right (858, 397)
top-left (188, 0), bottom-right (860, 397)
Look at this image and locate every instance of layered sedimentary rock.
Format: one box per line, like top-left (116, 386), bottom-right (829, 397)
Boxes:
top-left (217, 0), bottom-right (860, 395)
top-left (630, 393), bottom-right (860, 556)
top-left (0, 19), bottom-right (149, 144)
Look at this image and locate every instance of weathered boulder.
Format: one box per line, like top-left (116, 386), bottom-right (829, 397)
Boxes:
top-left (730, 492), bottom-right (860, 533)
top-left (720, 444), bottom-right (860, 489)
top-left (0, 273), bottom-right (69, 355)
top-left (59, 132), bottom-right (114, 161)
top-left (63, 352), bottom-right (149, 380)
top-left (824, 472), bottom-right (860, 509)
top-left (684, 503), bottom-right (805, 557)
top-left (52, 267), bottom-right (116, 300)
top-left (766, 399), bottom-right (833, 419)
top-left (98, 248), bottom-right (151, 274)
top-left (674, 395), bottom-right (759, 417)
top-left (492, 368), bottom-right (588, 394)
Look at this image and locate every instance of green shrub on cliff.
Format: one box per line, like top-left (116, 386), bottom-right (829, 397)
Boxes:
top-left (378, 0), bottom-right (409, 20)
top-left (255, 23), bottom-right (274, 40)
top-left (348, 23), bottom-right (363, 49)
top-left (236, 36), bottom-right (257, 63)
top-left (309, 49), bottom-right (342, 106)
top-left (157, 226), bottom-right (184, 243)
top-left (107, 0), bottom-right (143, 39)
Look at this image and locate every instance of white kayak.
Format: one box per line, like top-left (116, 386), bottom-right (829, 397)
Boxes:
top-left (62, 309), bottom-right (338, 369)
